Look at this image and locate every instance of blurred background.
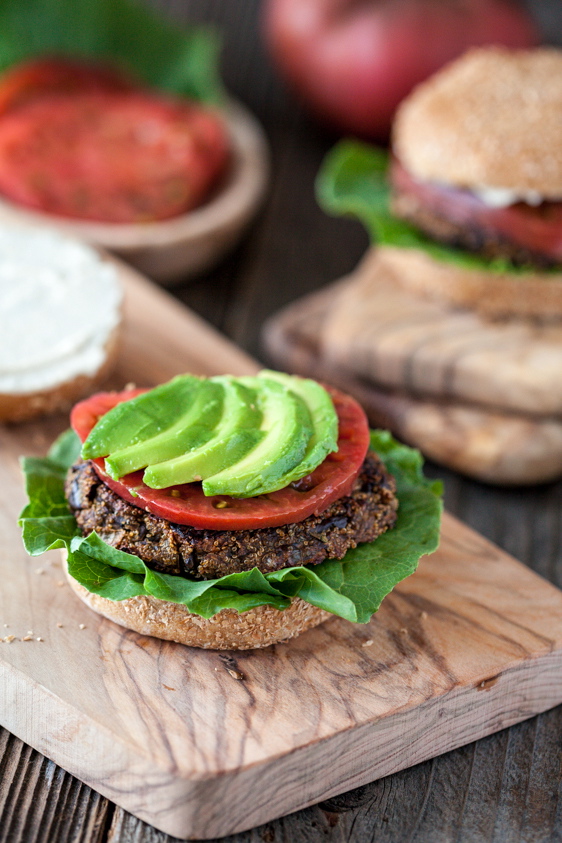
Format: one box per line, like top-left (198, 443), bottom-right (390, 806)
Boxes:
top-left (133, 0), bottom-right (562, 358)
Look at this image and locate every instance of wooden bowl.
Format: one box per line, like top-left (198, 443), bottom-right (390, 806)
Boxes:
top-left (0, 100), bottom-right (269, 285)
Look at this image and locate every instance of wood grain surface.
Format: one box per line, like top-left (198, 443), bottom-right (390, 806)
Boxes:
top-left (2, 259), bottom-right (562, 839)
top-left (2, 2), bottom-right (562, 843)
top-left (263, 260), bottom-right (562, 485)
top-left (319, 249), bottom-right (562, 417)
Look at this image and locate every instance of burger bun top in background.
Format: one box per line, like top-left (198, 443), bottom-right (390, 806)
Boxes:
top-left (392, 47), bottom-right (562, 200)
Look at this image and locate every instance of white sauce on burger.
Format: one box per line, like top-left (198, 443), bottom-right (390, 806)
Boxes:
top-left (472, 185), bottom-right (545, 208)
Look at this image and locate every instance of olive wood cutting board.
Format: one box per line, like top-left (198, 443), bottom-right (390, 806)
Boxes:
top-left (319, 248), bottom-right (562, 418)
top-left (262, 252), bottom-right (562, 486)
top-left (2, 260), bottom-right (562, 839)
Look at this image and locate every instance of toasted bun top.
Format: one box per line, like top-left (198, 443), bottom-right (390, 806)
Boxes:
top-left (393, 47), bottom-right (562, 198)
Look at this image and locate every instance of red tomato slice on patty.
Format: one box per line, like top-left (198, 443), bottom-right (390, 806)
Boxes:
top-left (391, 157), bottom-right (562, 263)
top-left (70, 384), bottom-right (371, 530)
top-left (0, 88), bottom-right (229, 222)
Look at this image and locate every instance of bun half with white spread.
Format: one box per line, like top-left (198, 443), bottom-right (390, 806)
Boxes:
top-left (0, 226), bottom-right (121, 421)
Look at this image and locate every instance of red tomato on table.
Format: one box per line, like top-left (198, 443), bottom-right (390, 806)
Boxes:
top-left (263, 0), bottom-right (539, 141)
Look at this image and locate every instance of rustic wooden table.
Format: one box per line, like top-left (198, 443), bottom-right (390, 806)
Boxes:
top-left (2, 2), bottom-right (562, 841)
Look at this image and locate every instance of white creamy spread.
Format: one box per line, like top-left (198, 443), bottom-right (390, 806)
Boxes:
top-left (472, 185), bottom-right (544, 208)
top-left (0, 225), bottom-right (121, 394)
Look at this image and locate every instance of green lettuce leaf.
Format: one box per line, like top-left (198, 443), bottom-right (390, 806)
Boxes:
top-left (316, 140), bottom-right (546, 277)
top-left (19, 428), bottom-right (82, 554)
top-left (0, 0), bottom-right (223, 103)
top-left (18, 429), bottom-right (442, 623)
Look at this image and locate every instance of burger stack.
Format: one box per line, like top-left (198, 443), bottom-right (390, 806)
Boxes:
top-left (264, 47), bottom-right (562, 485)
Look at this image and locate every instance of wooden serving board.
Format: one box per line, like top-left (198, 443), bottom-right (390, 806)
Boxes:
top-left (262, 258), bottom-right (562, 486)
top-left (319, 249), bottom-right (562, 417)
top-left (2, 261), bottom-right (562, 839)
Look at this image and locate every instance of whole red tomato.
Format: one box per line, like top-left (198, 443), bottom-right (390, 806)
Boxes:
top-left (263, 0), bottom-right (540, 141)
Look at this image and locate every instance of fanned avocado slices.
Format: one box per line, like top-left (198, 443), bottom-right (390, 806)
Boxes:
top-left (103, 380), bottom-right (225, 480)
top-left (202, 376), bottom-right (314, 498)
top-left (82, 375), bottom-right (204, 458)
top-left (82, 375), bottom-right (225, 480)
top-left (259, 370), bottom-right (338, 486)
top-left (81, 371), bottom-right (341, 498)
top-left (143, 377), bottom-right (263, 489)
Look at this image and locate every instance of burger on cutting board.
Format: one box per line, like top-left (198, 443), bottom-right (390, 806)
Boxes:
top-left (320, 47), bottom-right (562, 321)
top-left (388, 46), bottom-right (562, 318)
top-left (19, 371), bottom-right (442, 650)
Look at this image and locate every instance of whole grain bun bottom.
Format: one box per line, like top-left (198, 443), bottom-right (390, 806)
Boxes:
top-left (378, 246), bottom-right (562, 321)
top-left (63, 553), bottom-right (331, 650)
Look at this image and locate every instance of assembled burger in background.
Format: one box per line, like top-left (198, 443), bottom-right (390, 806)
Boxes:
top-left (317, 47), bottom-right (562, 322)
top-left (263, 46), bottom-right (562, 487)
top-left (19, 371), bottom-right (442, 650)
top-left (387, 46), bottom-right (562, 317)
top-left (391, 47), bottom-right (562, 268)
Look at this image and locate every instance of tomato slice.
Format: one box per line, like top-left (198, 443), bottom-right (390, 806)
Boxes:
top-left (0, 88), bottom-right (229, 222)
top-left (70, 384), bottom-right (370, 530)
top-left (391, 157), bottom-right (562, 263)
top-left (0, 57), bottom-right (133, 118)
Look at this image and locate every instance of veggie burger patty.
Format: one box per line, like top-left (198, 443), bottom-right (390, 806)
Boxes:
top-left (65, 451), bottom-right (398, 580)
top-left (390, 158), bottom-right (557, 269)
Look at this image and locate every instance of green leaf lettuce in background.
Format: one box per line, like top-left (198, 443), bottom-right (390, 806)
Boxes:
top-left (0, 0), bottom-right (224, 103)
top-left (19, 428), bottom-right (442, 624)
top-left (315, 139), bottom-right (549, 277)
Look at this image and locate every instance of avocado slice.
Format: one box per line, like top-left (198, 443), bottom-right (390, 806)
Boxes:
top-left (142, 378), bottom-right (264, 489)
top-left (202, 376), bottom-right (314, 498)
top-left (258, 370), bottom-right (338, 485)
top-left (82, 374), bottom-right (203, 459)
top-left (103, 379), bottom-right (225, 480)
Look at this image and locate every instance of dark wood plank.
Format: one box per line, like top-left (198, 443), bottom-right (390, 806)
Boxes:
top-left (0, 729), bottom-right (111, 843)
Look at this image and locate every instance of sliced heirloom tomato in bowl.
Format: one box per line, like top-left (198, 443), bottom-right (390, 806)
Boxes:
top-left (0, 52), bottom-right (268, 283)
top-left (0, 86), bottom-right (229, 224)
top-left (70, 384), bottom-right (370, 530)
